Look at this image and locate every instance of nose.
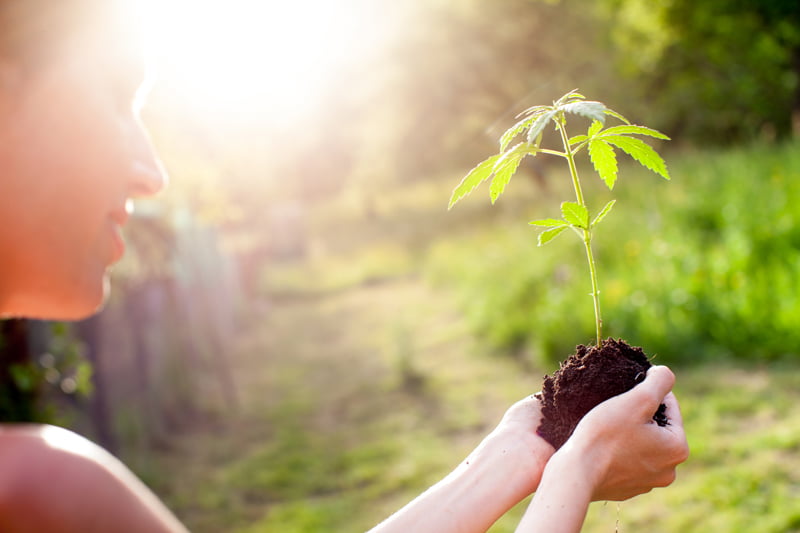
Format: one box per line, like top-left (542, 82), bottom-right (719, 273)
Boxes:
top-left (128, 118), bottom-right (168, 198)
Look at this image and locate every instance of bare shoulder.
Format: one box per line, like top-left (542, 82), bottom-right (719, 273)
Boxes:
top-left (0, 424), bottom-right (188, 533)
top-left (0, 424), bottom-right (115, 494)
top-left (0, 423), bottom-right (105, 459)
top-left (0, 424), bottom-right (119, 532)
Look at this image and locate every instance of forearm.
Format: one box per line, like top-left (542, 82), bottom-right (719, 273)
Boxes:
top-left (369, 430), bottom-right (548, 533)
top-left (515, 450), bottom-right (594, 533)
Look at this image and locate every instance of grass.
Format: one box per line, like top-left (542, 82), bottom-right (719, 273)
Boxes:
top-left (145, 280), bottom-right (540, 532)
top-left (427, 139), bottom-right (800, 365)
top-left (142, 275), bottom-right (800, 532)
top-left (135, 141), bottom-right (800, 531)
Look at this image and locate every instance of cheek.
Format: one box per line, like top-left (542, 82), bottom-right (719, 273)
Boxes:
top-left (1, 111), bottom-right (126, 316)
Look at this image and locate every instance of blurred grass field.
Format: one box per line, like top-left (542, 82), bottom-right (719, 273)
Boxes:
top-left (141, 140), bottom-right (800, 532)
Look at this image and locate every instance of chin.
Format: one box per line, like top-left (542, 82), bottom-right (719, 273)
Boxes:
top-left (64, 277), bottom-right (111, 321)
top-left (22, 276), bottom-right (110, 322)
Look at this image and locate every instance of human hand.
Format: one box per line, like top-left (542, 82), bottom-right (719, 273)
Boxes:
top-left (556, 365), bottom-right (689, 501)
top-left (367, 395), bottom-right (555, 533)
top-left (470, 394), bottom-right (556, 496)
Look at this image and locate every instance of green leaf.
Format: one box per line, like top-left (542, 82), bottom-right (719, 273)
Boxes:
top-left (571, 121), bottom-right (603, 150)
top-left (604, 108), bottom-right (630, 124)
top-left (561, 201), bottom-right (589, 228)
top-left (587, 120), bottom-right (604, 136)
top-left (591, 200), bottom-right (616, 227)
top-left (557, 89), bottom-right (584, 105)
top-left (599, 125), bottom-right (670, 140)
top-left (560, 101), bottom-right (607, 123)
top-left (527, 110), bottom-right (557, 143)
top-left (569, 134), bottom-right (588, 146)
top-left (489, 143), bottom-right (528, 204)
top-left (538, 226), bottom-right (568, 246)
top-left (588, 138), bottom-right (618, 189)
top-left (529, 218), bottom-right (568, 227)
top-left (9, 364), bottom-right (36, 392)
top-left (603, 135), bottom-right (670, 180)
top-left (448, 154), bottom-right (502, 209)
top-left (500, 115), bottom-right (537, 151)
top-left (74, 361), bottom-right (94, 396)
top-left (515, 104), bottom-right (549, 119)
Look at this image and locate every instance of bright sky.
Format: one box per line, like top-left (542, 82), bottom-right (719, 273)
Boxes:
top-left (135, 0), bottom-right (398, 122)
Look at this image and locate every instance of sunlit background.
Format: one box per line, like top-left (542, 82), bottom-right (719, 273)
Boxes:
top-left (3, 0), bottom-right (800, 531)
top-left (137, 0), bottom-right (400, 121)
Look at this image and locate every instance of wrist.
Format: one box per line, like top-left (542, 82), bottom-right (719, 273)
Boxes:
top-left (463, 424), bottom-right (553, 499)
top-left (548, 438), bottom-right (607, 497)
top-left (519, 447), bottom-right (595, 533)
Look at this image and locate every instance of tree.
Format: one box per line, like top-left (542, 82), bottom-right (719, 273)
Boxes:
top-left (607, 0), bottom-right (800, 144)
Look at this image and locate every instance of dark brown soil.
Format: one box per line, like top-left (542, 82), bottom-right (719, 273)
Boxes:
top-left (537, 338), bottom-right (668, 450)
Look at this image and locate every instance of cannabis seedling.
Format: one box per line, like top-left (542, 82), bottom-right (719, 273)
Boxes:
top-left (449, 90), bottom-right (670, 346)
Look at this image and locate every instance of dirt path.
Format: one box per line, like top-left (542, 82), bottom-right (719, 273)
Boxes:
top-left (149, 277), bottom-right (539, 532)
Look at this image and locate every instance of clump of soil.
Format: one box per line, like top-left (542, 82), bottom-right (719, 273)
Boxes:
top-left (537, 338), bottom-right (668, 450)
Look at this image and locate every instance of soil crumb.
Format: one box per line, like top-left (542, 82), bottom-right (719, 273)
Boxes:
top-left (537, 338), bottom-right (668, 449)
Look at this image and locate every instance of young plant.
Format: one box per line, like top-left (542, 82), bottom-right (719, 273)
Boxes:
top-left (449, 90), bottom-right (670, 347)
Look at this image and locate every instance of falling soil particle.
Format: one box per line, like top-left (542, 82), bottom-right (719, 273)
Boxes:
top-left (537, 338), bottom-right (668, 450)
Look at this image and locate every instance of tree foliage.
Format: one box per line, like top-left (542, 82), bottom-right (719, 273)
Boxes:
top-left (606, 0), bottom-right (800, 144)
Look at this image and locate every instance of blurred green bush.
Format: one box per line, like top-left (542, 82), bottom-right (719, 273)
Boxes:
top-left (428, 140), bottom-right (800, 366)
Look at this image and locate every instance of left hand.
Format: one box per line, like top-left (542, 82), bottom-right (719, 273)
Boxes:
top-left (464, 394), bottom-right (555, 499)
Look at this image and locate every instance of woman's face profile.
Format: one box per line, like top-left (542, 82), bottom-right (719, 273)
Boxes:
top-left (0, 14), bottom-right (166, 320)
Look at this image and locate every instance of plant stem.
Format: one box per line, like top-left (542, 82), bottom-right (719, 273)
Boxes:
top-left (582, 232), bottom-right (603, 346)
top-left (558, 117), bottom-right (603, 346)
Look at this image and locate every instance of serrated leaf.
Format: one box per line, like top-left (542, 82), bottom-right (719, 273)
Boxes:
top-left (448, 154), bottom-right (502, 209)
top-left (561, 201), bottom-right (589, 228)
top-left (489, 143), bottom-right (528, 203)
top-left (569, 134), bottom-right (588, 146)
top-left (588, 139), bottom-right (618, 189)
top-left (560, 101), bottom-right (607, 123)
top-left (557, 89), bottom-right (583, 105)
top-left (603, 135), bottom-right (670, 180)
top-left (529, 218), bottom-right (568, 227)
top-left (599, 125), bottom-right (670, 140)
top-left (591, 200), bottom-right (616, 227)
top-left (527, 110), bottom-right (557, 143)
top-left (515, 104), bottom-right (549, 119)
top-left (570, 120), bottom-right (602, 151)
top-left (500, 115), bottom-right (538, 151)
top-left (587, 120), bottom-right (604, 136)
top-left (538, 226), bottom-right (568, 246)
top-left (531, 130), bottom-right (544, 148)
top-left (604, 108), bottom-right (630, 124)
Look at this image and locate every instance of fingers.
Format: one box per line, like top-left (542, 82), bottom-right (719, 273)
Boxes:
top-left (499, 394), bottom-right (547, 436)
top-left (643, 365), bottom-right (676, 401)
top-left (661, 394), bottom-right (690, 464)
top-left (503, 394), bottom-right (542, 419)
top-left (621, 365), bottom-right (675, 418)
top-left (661, 391), bottom-right (684, 427)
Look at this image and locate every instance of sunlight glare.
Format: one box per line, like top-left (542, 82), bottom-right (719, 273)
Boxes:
top-left (136, 0), bottom-right (391, 121)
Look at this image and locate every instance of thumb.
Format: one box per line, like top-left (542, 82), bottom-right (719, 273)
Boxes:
top-left (626, 365), bottom-right (675, 418)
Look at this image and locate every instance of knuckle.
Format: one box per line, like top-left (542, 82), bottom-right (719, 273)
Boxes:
top-left (672, 440), bottom-right (690, 464)
top-left (654, 469), bottom-right (677, 488)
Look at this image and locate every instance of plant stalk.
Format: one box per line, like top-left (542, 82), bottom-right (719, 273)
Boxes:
top-left (558, 117), bottom-right (603, 346)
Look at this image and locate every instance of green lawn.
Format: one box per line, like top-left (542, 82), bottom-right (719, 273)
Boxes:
top-left (138, 141), bottom-right (800, 532)
top-left (142, 275), bottom-right (800, 533)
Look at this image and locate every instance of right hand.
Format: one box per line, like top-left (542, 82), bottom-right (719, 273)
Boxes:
top-left (557, 365), bottom-right (690, 501)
